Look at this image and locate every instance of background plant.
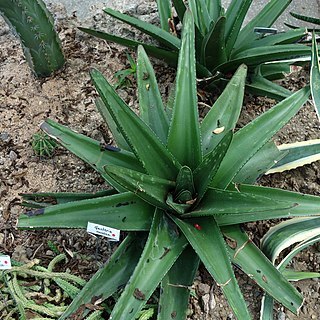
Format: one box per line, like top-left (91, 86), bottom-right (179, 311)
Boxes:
top-left (31, 131), bottom-right (57, 157)
top-left (0, 0), bottom-right (65, 77)
top-left (260, 217), bottom-right (320, 319)
top-left (311, 33), bottom-right (320, 120)
top-left (0, 254), bottom-right (91, 320)
top-left (18, 12), bottom-right (320, 320)
top-left (80, 0), bottom-right (312, 99)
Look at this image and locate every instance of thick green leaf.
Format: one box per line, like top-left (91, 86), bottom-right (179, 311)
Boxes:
top-left (235, 28), bottom-right (307, 53)
top-left (260, 63), bottom-right (291, 80)
top-left (189, 0), bottom-right (212, 35)
top-left (290, 11), bottom-right (320, 25)
top-left (95, 98), bottom-right (131, 151)
top-left (166, 193), bottom-right (191, 215)
top-left (79, 27), bottom-right (180, 66)
top-left (110, 210), bottom-right (188, 319)
top-left (245, 74), bottom-right (291, 100)
top-left (165, 79), bottom-right (175, 120)
top-left (215, 184), bottom-right (320, 226)
top-left (311, 32), bottom-right (320, 119)
top-left (225, 0), bottom-right (253, 57)
top-left (234, 141), bottom-right (285, 184)
top-left (267, 139), bottom-right (320, 174)
top-left (206, 0), bottom-right (221, 22)
top-left (260, 228), bottom-right (320, 318)
top-left (222, 225), bottom-right (302, 314)
top-left (156, 0), bottom-right (172, 32)
top-left (158, 246), bottom-right (199, 320)
top-left (193, 131), bottom-right (233, 203)
top-left (18, 192), bottom-right (153, 231)
top-left (261, 217), bottom-right (320, 264)
top-left (105, 164), bottom-right (175, 211)
top-left (21, 190), bottom-right (116, 206)
top-left (104, 8), bottom-right (180, 50)
top-left (235, 0), bottom-right (292, 51)
top-left (211, 86), bottom-right (310, 189)
top-left (41, 119), bottom-right (142, 191)
top-left (167, 11), bottom-right (202, 169)
top-left (279, 234), bottom-right (320, 272)
top-left (60, 234), bottom-right (146, 319)
top-left (79, 27), bottom-right (212, 78)
top-left (137, 46), bottom-right (169, 144)
top-left (260, 294), bottom-right (274, 320)
top-left (171, 216), bottom-right (250, 319)
top-left (174, 166), bottom-right (195, 197)
top-left (201, 64), bottom-right (247, 154)
top-left (217, 44), bottom-right (311, 74)
top-left (201, 16), bottom-right (227, 70)
top-left (283, 269), bottom-right (320, 282)
top-left (184, 186), bottom-right (294, 217)
top-left (91, 69), bottom-right (181, 180)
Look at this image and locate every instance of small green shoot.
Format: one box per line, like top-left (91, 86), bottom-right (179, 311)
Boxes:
top-left (114, 52), bottom-right (137, 89)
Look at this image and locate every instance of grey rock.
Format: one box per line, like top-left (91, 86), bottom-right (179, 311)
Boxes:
top-left (197, 283), bottom-right (210, 296)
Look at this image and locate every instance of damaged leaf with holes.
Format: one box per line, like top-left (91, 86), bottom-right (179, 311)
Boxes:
top-left (18, 11), bottom-right (320, 320)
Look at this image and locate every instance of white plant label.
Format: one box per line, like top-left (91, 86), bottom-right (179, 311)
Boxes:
top-left (87, 222), bottom-right (120, 241)
top-left (0, 256), bottom-right (12, 270)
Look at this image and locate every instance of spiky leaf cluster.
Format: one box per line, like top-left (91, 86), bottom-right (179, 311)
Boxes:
top-left (19, 12), bottom-right (320, 320)
top-left (79, 0), bottom-right (312, 99)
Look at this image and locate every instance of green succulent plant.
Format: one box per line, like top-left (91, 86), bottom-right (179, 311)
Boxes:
top-left (0, 0), bottom-right (65, 77)
top-left (79, 0), bottom-right (312, 100)
top-left (0, 254), bottom-right (88, 319)
top-left (18, 12), bottom-right (320, 320)
top-left (31, 131), bottom-right (57, 157)
top-left (260, 217), bottom-right (320, 319)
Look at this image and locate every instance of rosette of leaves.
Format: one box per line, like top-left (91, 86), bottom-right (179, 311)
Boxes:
top-left (19, 12), bottom-right (320, 320)
top-left (79, 0), bottom-right (311, 99)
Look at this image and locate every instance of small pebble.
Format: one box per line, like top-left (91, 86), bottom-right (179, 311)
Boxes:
top-left (277, 310), bottom-right (286, 320)
top-left (197, 283), bottom-right (210, 296)
top-left (46, 250), bottom-right (54, 256)
top-left (9, 150), bottom-right (17, 161)
top-left (0, 132), bottom-right (10, 142)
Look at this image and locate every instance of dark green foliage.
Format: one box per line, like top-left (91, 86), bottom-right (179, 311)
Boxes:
top-left (18, 12), bottom-right (320, 320)
top-left (79, 0), bottom-right (312, 99)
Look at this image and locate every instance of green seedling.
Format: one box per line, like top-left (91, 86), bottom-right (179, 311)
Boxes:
top-left (114, 52), bottom-right (137, 89)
